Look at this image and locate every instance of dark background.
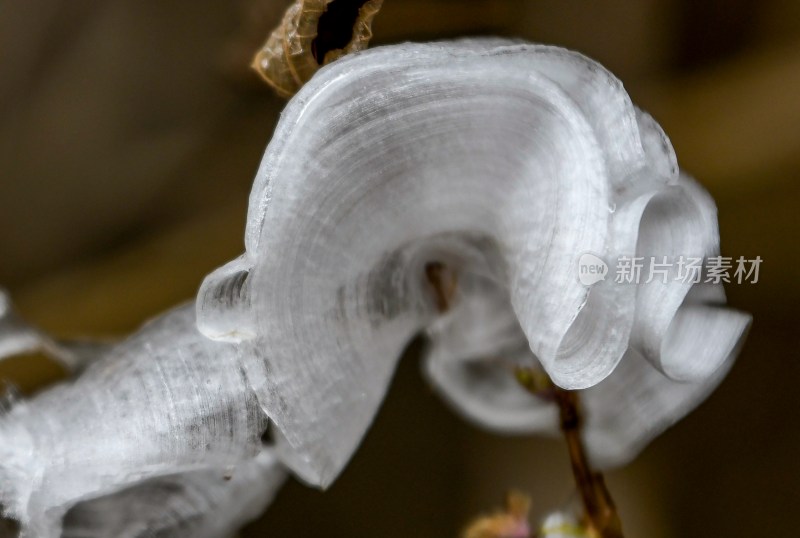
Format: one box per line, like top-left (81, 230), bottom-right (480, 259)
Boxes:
top-left (1, 1), bottom-right (798, 536)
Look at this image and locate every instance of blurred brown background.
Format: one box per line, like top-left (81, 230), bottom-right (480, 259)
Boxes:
top-left (1, 1), bottom-right (798, 536)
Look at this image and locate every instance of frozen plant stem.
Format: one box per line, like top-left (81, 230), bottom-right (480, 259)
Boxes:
top-left (552, 388), bottom-right (623, 538)
top-left (425, 262), bottom-right (458, 313)
top-left (514, 368), bottom-right (623, 537)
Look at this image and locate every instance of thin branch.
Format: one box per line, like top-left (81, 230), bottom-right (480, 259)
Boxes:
top-left (555, 388), bottom-right (622, 537)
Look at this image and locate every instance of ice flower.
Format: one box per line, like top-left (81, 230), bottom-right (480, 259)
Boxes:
top-left (197, 39), bottom-right (750, 488)
top-left (0, 38), bottom-right (750, 536)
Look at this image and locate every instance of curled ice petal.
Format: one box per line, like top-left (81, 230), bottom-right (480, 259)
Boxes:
top-left (627, 175), bottom-right (725, 381)
top-left (424, 263), bottom-right (749, 467)
top-left (198, 40), bottom-right (742, 486)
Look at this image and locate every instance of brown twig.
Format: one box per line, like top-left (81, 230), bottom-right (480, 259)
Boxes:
top-left (516, 366), bottom-right (624, 536)
top-left (546, 386), bottom-right (623, 538)
top-left (424, 261), bottom-right (458, 313)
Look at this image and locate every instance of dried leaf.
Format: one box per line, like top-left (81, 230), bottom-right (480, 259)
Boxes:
top-left (251, 0), bottom-right (384, 97)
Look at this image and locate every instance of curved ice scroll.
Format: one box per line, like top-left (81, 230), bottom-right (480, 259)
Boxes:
top-left (197, 40), bottom-right (750, 487)
top-left (424, 176), bottom-right (750, 468)
top-left (0, 304), bottom-right (278, 537)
